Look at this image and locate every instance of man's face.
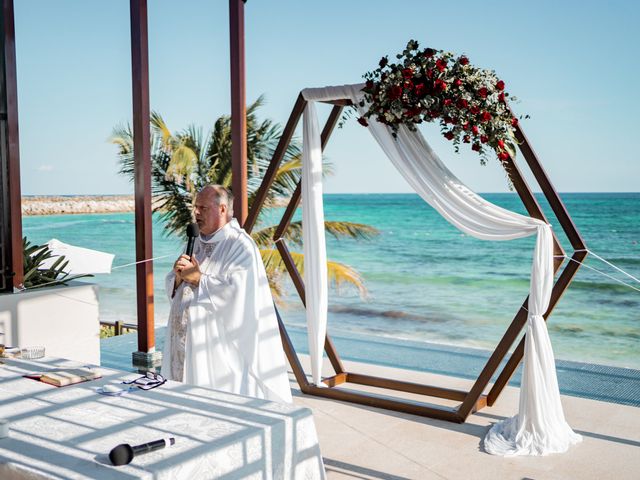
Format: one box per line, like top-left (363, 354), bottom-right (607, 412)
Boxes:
top-left (194, 190), bottom-right (228, 235)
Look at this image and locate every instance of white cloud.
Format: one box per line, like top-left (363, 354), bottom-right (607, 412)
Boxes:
top-left (37, 165), bottom-right (54, 172)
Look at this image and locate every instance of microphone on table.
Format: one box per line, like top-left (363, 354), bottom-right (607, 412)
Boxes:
top-left (109, 437), bottom-right (176, 466)
top-left (185, 222), bottom-right (200, 258)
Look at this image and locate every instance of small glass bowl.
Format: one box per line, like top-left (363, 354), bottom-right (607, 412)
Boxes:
top-left (20, 346), bottom-right (45, 360)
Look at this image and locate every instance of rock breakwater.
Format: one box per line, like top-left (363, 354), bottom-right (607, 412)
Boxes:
top-left (22, 195), bottom-right (134, 216)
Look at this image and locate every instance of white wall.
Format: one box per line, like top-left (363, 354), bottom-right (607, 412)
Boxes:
top-left (0, 282), bottom-right (100, 365)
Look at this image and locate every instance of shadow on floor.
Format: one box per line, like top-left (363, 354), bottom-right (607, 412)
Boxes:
top-left (323, 458), bottom-right (413, 480)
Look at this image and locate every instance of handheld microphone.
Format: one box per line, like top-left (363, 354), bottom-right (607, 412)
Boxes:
top-left (109, 437), bottom-right (176, 466)
top-left (185, 222), bottom-right (199, 258)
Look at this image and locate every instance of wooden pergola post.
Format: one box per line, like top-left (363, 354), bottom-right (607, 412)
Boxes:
top-left (0, 0), bottom-right (23, 293)
top-left (129, 0), bottom-right (159, 369)
top-left (229, 0), bottom-right (247, 224)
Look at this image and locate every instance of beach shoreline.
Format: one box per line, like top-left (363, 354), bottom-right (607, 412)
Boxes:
top-left (22, 195), bottom-right (134, 216)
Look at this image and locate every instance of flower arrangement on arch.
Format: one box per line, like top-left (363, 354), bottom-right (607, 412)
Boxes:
top-left (358, 40), bottom-right (522, 165)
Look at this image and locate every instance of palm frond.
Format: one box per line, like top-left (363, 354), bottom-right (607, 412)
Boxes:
top-left (259, 248), bottom-right (368, 298)
top-left (323, 221), bottom-right (379, 240)
top-left (151, 111), bottom-right (173, 149)
top-left (253, 220), bottom-right (378, 248)
top-left (251, 223), bottom-right (303, 248)
top-left (166, 143), bottom-right (198, 186)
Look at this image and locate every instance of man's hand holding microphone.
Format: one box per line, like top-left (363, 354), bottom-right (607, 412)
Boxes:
top-left (172, 223), bottom-right (201, 294)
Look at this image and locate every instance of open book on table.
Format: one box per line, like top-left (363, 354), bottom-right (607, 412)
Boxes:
top-left (25, 368), bottom-right (102, 387)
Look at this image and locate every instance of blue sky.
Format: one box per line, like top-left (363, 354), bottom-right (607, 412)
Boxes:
top-left (14, 0), bottom-right (639, 195)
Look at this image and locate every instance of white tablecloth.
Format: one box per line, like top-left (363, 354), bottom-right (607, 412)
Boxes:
top-left (0, 358), bottom-right (325, 479)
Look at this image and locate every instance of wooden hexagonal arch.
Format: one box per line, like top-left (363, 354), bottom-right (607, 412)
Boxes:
top-left (244, 93), bottom-right (587, 423)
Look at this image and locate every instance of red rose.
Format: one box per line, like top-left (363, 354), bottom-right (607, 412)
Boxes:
top-left (402, 68), bottom-right (414, 79)
top-left (424, 48), bottom-right (436, 58)
top-left (463, 135), bottom-right (471, 143)
top-left (469, 105), bottom-right (480, 115)
top-left (459, 56), bottom-right (469, 66)
top-left (454, 79), bottom-right (463, 87)
top-left (497, 139), bottom-right (505, 149)
top-left (405, 107), bottom-right (422, 117)
top-left (480, 135), bottom-right (489, 143)
top-left (472, 143), bottom-right (481, 152)
top-left (471, 125), bottom-right (479, 135)
top-left (357, 117), bottom-right (369, 127)
top-left (365, 80), bottom-right (374, 90)
top-left (434, 79), bottom-right (447, 92)
top-left (462, 122), bottom-right (469, 131)
top-left (436, 59), bottom-right (447, 72)
top-left (498, 152), bottom-right (510, 161)
top-left (404, 80), bottom-right (414, 90)
top-left (457, 98), bottom-right (468, 109)
top-left (414, 83), bottom-right (426, 97)
top-left (511, 117), bottom-right (519, 127)
top-left (498, 92), bottom-right (506, 103)
top-left (426, 69), bottom-right (434, 79)
top-left (444, 131), bottom-right (455, 140)
top-left (443, 98), bottom-right (453, 106)
top-left (389, 85), bottom-right (403, 100)
top-left (478, 87), bottom-right (488, 98)
top-left (496, 80), bottom-right (505, 91)
top-left (480, 111), bottom-right (492, 122)
top-left (444, 115), bottom-right (454, 124)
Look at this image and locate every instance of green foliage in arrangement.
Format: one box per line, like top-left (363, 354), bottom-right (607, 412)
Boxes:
top-left (22, 238), bottom-right (92, 289)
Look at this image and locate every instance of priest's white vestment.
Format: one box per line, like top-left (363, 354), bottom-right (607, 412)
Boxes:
top-left (161, 219), bottom-right (293, 403)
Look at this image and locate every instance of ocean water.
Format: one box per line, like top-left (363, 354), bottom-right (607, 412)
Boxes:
top-left (22, 193), bottom-right (640, 369)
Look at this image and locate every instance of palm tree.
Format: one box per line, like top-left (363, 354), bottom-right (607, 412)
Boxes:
top-left (111, 96), bottom-right (378, 301)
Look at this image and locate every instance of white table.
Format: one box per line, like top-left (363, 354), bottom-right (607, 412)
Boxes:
top-left (0, 358), bottom-right (325, 479)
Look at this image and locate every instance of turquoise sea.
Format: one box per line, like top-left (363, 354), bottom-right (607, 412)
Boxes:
top-left (22, 193), bottom-right (640, 369)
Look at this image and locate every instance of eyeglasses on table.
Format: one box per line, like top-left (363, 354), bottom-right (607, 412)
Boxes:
top-left (122, 371), bottom-right (166, 390)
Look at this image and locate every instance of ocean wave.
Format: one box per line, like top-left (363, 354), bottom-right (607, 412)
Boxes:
top-left (23, 219), bottom-right (95, 230)
top-left (549, 325), bottom-right (585, 335)
top-left (570, 280), bottom-right (639, 293)
top-left (597, 257), bottom-right (640, 266)
top-left (328, 305), bottom-right (445, 323)
top-left (363, 272), bottom-right (530, 288)
top-left (100, 219), bottom-right (133, 225)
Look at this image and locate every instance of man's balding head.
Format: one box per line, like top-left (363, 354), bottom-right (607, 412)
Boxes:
top-left (194, 185), bottom-right (234, 235)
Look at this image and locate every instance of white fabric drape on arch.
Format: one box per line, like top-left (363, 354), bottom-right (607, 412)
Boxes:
top-left (300, 83), bottom-right (581, 456)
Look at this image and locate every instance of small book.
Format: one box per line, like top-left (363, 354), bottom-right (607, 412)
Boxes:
top-left (27, 368), bottom-right (102, 387)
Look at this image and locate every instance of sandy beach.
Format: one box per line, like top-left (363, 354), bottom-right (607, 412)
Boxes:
top-left (22, 195), bottom-right (134, 216)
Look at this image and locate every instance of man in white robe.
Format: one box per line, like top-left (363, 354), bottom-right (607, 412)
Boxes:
top-left (161, 185), bottom-right (293, 403)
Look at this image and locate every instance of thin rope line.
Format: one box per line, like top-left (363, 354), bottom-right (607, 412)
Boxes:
top-left (112, 253), bottom-right (174, 270)
top-left (586, 249), bottom-right (640, 284)
top-left (561, 255), bottom-right (640, 293)
top-left (19, 254), bottom-right (176, 292)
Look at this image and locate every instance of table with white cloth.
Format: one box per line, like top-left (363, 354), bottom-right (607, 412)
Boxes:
top-left (0, 357), bottom-right (325, 479)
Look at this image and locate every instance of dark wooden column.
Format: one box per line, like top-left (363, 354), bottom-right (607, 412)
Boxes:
top-left (0, 0), bottom-right (22, 292)
top-left (229, 0), bottom-right (247, 225)
top-left (130, 0), bottom-right (158, 368)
